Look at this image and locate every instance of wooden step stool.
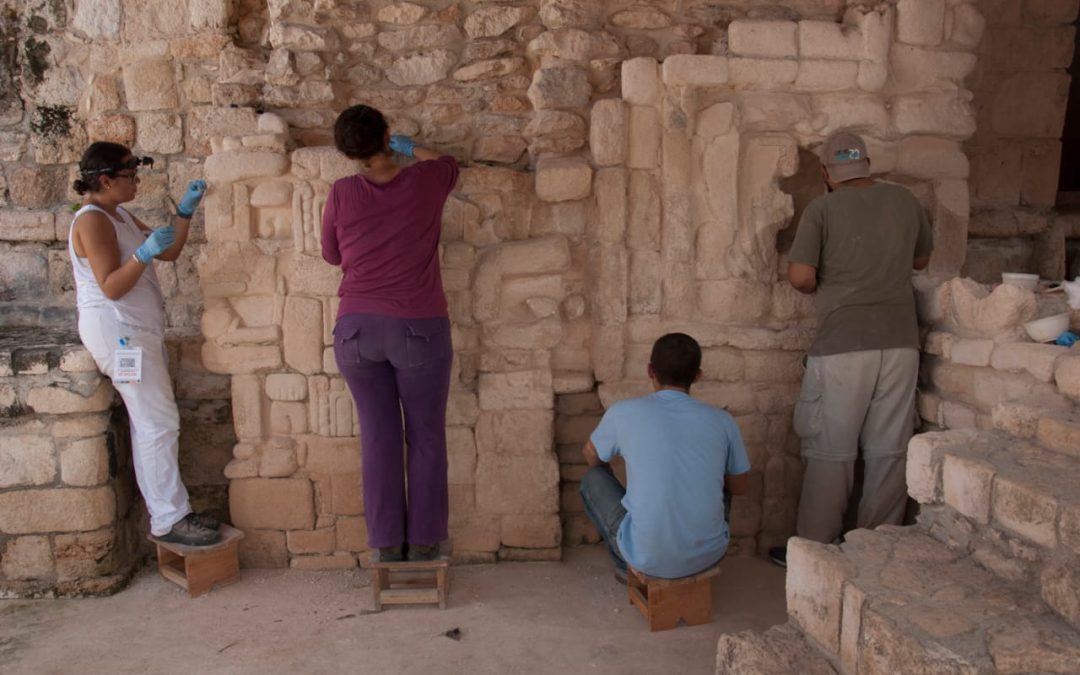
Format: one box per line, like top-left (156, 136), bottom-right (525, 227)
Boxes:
top-left (627, 564), bottom-right (720, 631)
top-left (363, 558), bottom-right (449, 611)
top-left (148, 524), bottom-right (244, 598)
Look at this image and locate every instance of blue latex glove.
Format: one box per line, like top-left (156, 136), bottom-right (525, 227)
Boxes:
top-left (134, 226), bottom-right (176, 264)
top-left (1055, 331), bottom-right (1078, 347)
top-left (389, 134), bottom-right (416, 158)
top-left (176, 180), bottom-right (207, 218)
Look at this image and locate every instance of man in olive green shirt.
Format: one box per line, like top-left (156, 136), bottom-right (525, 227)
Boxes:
top-left (771, 131), bottom-right (933, 566)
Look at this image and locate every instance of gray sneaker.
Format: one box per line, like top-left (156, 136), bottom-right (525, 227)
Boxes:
top-left (158, 514), bottom-right (220, 547)
top-left (189, 512), bottom-right (220, 530)
top-left (406, 543), bottom-right (440, 561)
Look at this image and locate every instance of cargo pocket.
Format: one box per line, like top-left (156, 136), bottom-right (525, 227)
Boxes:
top-left (333, 324), bottom-right (362, 365)
top-left (793, 365), bottom-right (824, 449)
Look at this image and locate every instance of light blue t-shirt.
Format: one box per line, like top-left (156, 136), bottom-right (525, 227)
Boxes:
top-left (590, 390), bottom-right (751, 579)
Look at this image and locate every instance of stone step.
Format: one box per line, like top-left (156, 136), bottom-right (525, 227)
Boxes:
top-left (715, 622), bottom-right (840, 675)
top-left (787, 527), bottom-right (1080, 674)
top-left (907, 429), bottom-right (1080, 630)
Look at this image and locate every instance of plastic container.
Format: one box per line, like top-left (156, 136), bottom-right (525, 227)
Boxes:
top-left (1024, 313), bottom-right (1070, 342)
top-left (1001, 272), bottom-right (1039, 290)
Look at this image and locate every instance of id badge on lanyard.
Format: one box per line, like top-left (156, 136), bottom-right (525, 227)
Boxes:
top-left (114, 337), bottom-right (143, 384)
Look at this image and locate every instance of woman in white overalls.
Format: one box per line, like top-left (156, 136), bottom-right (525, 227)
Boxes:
top-left (69, 141), bottom-right (218, 546)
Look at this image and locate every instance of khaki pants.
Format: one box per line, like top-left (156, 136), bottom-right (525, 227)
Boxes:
top-left (793, 348), bottom-right (918, 544)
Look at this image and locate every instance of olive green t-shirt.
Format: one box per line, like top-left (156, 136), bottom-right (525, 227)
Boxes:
top-left (789, 182), bottom-right (933, 356)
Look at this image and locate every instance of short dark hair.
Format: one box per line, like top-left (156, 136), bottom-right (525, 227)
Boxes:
top-left (333, 104), bottom-right (388, 160)
top-left (650, 333), bottom-right (702, 389)
top-left (72, 141), bottom-right (131, 194)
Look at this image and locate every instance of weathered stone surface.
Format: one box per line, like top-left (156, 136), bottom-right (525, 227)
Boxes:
top-left (265, 374), bottom-right (307, 402)
top-left (282, 297), bottom-right (323, 375)
top-left (0, 434), bottom-right (55, 488)
top-left (0, 211), bottom-right (54, 242)
top-left (385, 50), bottom-right (456, 86)
top-left (1037, 413), bottom-right (1080, 459)
top-left (950, 338), bottom-right (994, 367)
top-left (378, 24), bottom-right (461, 52)
top-left (621, 57), bottom-right (660, 106)
top-left (1055, 356), bottom-right (1080, 400)
top-left (661, 55), bottom-right (729, 86)
top-left (453, 57), bottom-right (525, 82)
top-left (1, 536), bottom-right (54, 580)
top-left (527, 66), bottom-right (591, 110)
top-left (230, 478), bottom-right (315, 530)
top-left (991, 475), bottom-right (1058, 548)
top-left (0, 487), bottom-right (115, 534)
top-left (475, 454), bottom-right (559, 514)
top-left (238, 529), bottom-right (288, 568)
top-left (798, 20), bottom-right (861, 60)
top-left (478, 370), bottom-right (553, 411)
top-left (135, 113), bottom-right (183, 154)
top-left (377, 2), bottom-right (427, 24)
top-left (535, 157), bottom-right (592, 202)
top-left (464, 6), bottom-right (530, 38)
top-left (897, 136), bottom-right (969, 178)
top-left (122, 60), bottom-right (178, 111)
top-left (60, 437), bottom-right (109, 487)
top-left (945, 279), bottom-right (1037, 339)
top-left (286, 527), bottom-right (335, 555)
top-left (893, 93), bottom-right (976, 137)
top-left (896, 0), bottom-right (945, 46)
top-left (500, 514), bottom-right (561, 548)
top-left (990, 343), bottom-right (1066, 383)
top-left (787, 538), bottom-right (852, 655)
top-left (475, 410), bottom-right (554, 456)
top-left (942, 454), bottom-right (993, 524)
top-left (205, 151), bottom-right (289, 183)
top-left (27, 381), bottom-right (114, 415)
top-left (627, 106), bottom-right (661, 169)
top-left (590, 98), bottom-right (625, 167)
top-left (729, 20), bottom-right (798, 58)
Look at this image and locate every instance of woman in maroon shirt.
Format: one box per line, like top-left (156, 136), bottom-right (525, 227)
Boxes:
top-left (322, 105), bottom-right (459, 562)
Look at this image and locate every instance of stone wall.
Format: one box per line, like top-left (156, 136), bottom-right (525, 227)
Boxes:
top-left (0, 329), bottom-right (143, 596)
top-left (0, 0), bottom-right (989, 569)
top-left (963, 0), bottom-right (1078, 282)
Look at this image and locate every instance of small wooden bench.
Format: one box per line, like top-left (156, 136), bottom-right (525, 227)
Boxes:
top-left (148, 524), bottom-right (244, 598)
top-left (362, 558), bottom-right (449, 611)
top-left (627, 564), bottom-right (720, 631)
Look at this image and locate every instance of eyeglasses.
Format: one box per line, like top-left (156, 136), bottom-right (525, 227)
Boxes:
top-left (113, 171), bottom-right (138, 181)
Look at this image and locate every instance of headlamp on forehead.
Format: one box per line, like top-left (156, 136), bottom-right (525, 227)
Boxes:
top-left (80, 155), bottom-right (155, 176)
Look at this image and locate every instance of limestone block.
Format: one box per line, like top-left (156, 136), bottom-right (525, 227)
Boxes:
top-left (259, 438), bottom-right (299, 477)
top-left (894, 93), bottom-right (976, 137)
top-left (627, 171), bottom-right (661, 251)
top-left (0, 434), bottom-right (55, 488)
top-left (942, 454), bottom-right (993, 524)
top-left (626, 106), bottom-right (661, 170)
top-left (472, 135), bottom-right (527, 164)
top-left (945, 278), bottom-right (1037, 339)
top-left (378, 25), bottom-right (461, 52)
top-left (527, 66), bottom-right (591, 110)
top-left (377, 2), bottom-right (427, 24)
top-left (812, 94), bottom-right (889, 135)
top-left (268, 22), bottom-right (337, 51)
top-left (890, 45), bottom-right (977, 92)
top-left (991, 475), bottom-right (1058, 548)
top-left (230, 478), bottom-right (315, 530)
top-left (87, 114), bottom-right (135, 147)
top-left (526, 28), bottom-right (593, 63)
top-left (744, 351), bottom-right (804, 383)
top-left (798, 21), bottom-right (861, 60)
top-left (475, 454), bottom-right (560, 514)
top-left (0, 211), bottom-right (54, 241)
top-left (60, 437), bottom-right (109, 487)
top-left (478, 370), bottom-right (553, 411)
top-left (1037, 414), bottom-right (1080, 459)
top-left (59, 348), bottom-right (96, 374)
top-left (896, 0), bottom-right (945, 46)
top-left (1040, 563), bottom-right (1080, 629)
top-left (794, 60), bottom-right (859, 91)
top-left (289, 147), bottom-right (356, 183)
top-left (324, 471), bottom-right (362, 516)
top-left (464, 5), bottom-right (530, 38)
top-left (787, 538), bottom-right (853, 655)
top-left (948, 4), bottom-right (985, 49)
top-left (591, 169), bottom-right (628, 245)
top-left (72, 0), bottom-right (120, 38)
top-left (729, 20), bottom-right (798, 58)
top-left (122, 59), bottom-right (178, 111)
top-left (249, 181), bottom-right (293, 208)
top-left (590, 99), bottom-right (625, 167)
top-left (621, 57), bottom-right (660, 106)
top-left (231, 375), bottom-right (264, 441)
top-left (535, 157), bottom-right (592, 202)
top-left (661, 55), bottom-right (729, 87)
top-left (729, 58), bottom-right (799, 89)
top-left (453, 57), bottom-right (525, 82)
top-left (941, 400), bottom-right (978, 429)
top-left (135, 113), bottom-right (183, 154)
top-left (238, 529), bottom-right (287, 568)
top-left (1055, 356), bottom-right (1080, 399)
top-left (303, 437), bottom-right (361, 474)
top-left (0, 487), bottom-right (115, 534)
top-left (205, 151), bottom-right (289, 183)
top-left (906, 430), bottom-right (973, 503)
top-left (475, 410), bottom-right (554, 457)
top-left (896, 136), bottom-right (969, 179)
top-left (949, 338), bottom-right (994, 367)
top-left (287, 527), bottom-right (335, 555)
top-left (282, 297), bottom-right (323, 375)
top-left (1062, 503), bottom-right (1080, 556)
top-left (381, 49), bottom-right (454, 87)
top-left (1, 536), bottom-right (54, 580)
top-left (990, 401), bottom-right (1042, 438)
top-left (501, 514), bottom-right (561, 548)
top-left (265, 373), bottom-right (307, 401)
top-left (990, 343), bottom-right (1066, 383)
top-left (27, 380), bottom-right (113, 415)
top-left (698, 280), bottom-right (772, 323)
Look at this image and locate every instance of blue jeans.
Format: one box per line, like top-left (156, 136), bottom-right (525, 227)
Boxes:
top-left (579, 466), bottom-right (628, 574)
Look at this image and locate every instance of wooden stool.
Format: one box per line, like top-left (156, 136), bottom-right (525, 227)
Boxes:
top-left (627, 564), bottom-right (720, 631)
top-left (362, 558), bottom-right (449, 611)
top-left (148, 524), bottom-right (244, 598)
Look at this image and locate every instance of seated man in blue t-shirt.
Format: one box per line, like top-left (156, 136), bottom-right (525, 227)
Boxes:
top-left (580, 332), bottom-right (751, 582)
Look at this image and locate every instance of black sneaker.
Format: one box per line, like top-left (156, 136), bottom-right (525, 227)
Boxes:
top-left (157, 514), bottom-right (220, 547)
top-left (406, 543), bottom-right (440, 561)
top-left (768, 546), bottom-right (787, 568)
top-left (189, 512), bottom-right (220, 530)
top-left (371, 546), bottom-right (404, 563)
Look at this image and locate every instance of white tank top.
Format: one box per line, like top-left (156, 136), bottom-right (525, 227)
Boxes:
top-left (68, 204), bottom-right (166, 334)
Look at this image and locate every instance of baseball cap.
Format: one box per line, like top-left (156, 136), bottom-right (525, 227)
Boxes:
top-left (820, 131), bottom-right (870, 182)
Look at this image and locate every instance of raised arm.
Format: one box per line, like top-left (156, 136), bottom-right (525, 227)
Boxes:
top-left (153, 180), bottom-right (206, 262)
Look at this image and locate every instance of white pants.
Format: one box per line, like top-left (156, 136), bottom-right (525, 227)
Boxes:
top-left (78, 308), bottom-right (190, 536)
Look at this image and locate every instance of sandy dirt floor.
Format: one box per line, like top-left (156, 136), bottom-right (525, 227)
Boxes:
top-left (1, 545), bottom-right (786, 675)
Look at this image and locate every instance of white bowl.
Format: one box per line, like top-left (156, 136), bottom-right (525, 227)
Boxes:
top-left (1002, 273), bottom-right (1039, 290)
top-left (1024, 313), bottom-right (1070, 342)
